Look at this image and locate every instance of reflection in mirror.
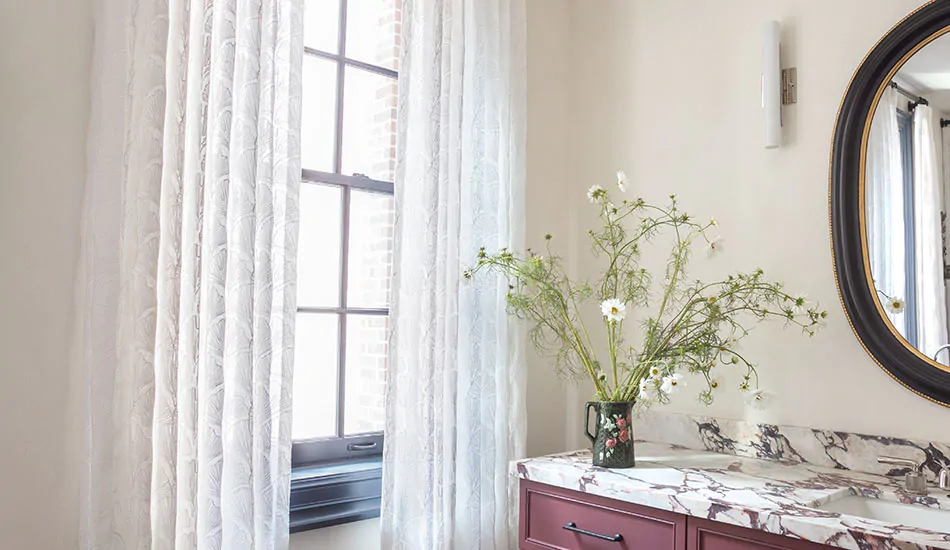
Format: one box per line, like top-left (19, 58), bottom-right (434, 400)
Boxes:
top-left (866, 32), bottom-right (950, 365)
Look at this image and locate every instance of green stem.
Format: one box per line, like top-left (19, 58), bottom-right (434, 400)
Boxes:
top-left (655, 221), bottom-right (684, 325)
top-left (608, 320), bottom-right (620, 396)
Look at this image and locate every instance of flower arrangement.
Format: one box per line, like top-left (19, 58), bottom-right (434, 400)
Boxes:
top-left (465, 170), bottom-right (828, 409)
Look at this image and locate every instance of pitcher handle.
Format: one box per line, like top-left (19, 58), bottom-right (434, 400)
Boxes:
top-left (584, 401), bottom-right (599, 443)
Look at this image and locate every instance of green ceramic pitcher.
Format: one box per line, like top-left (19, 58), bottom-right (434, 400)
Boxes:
top-left (585, 401), bottom-right (636, 468)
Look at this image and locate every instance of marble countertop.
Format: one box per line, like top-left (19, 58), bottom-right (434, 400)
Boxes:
top-left (515, 441), bottom-right (950, 549)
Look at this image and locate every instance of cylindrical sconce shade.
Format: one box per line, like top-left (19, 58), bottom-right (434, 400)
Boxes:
top-left (763, 21), bottom-right (781, 149)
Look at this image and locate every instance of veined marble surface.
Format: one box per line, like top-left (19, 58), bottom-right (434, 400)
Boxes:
top-left (636, 411), bottom-right (950, 483)
top-left (516, 443), bottom-right (950, 549)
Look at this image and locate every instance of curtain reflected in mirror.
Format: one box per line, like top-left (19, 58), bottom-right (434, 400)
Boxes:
top-left (866, 34), bottom-right (950, 365)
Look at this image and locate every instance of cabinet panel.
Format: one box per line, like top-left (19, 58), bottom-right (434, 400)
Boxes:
top-left (519, 480), bottom-right (686, 550)
top-left (688, 517), bottom-right (831, 550)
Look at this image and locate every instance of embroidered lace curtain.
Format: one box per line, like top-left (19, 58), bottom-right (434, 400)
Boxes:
top-left (77, 0), bottom-right (303, 547)
top-left (381, 0), bottom-right (528, 548)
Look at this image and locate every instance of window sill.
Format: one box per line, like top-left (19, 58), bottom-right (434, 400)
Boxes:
top-left (290, 457), bottom-right (383, 534)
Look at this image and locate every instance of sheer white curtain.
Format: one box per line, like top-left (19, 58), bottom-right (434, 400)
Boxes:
top-left (866, 88), bottom-right (907, 334)
top-left (381, 0), bottom-right (527, 548)
top-left (77, 0), bottom-right (303, 548)
top-left (913, 105), bottom-right (949, 362)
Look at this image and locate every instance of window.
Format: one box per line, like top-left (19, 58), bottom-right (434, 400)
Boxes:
top-left (291, 0), bottom-right (401, 532)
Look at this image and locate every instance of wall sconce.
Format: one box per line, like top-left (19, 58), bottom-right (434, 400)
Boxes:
top-left (762, 21), bottom-right (797, 149)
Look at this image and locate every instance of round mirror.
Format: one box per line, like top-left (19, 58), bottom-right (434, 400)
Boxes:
top-left (832, 3), bottom-right (950, 407)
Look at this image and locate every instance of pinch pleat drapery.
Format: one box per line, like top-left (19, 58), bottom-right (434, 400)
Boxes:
top-left (78, 0), bottom-right (303, 548)
top-left (381, 0), bottom-right (528, 548)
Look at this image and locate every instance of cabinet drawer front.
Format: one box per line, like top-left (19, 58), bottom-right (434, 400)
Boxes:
top-left (520, 481), bottom-right (685, 550)
top-left (688, 517), bottom-right (831, 550)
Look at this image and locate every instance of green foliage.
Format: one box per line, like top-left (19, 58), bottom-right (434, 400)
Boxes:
top-left (464, 180), bottom-right (827, 404)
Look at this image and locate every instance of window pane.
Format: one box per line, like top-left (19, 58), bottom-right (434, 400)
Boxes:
top-left (302, 56), bottom-right (338, 172)
top-left (293, 313), bottom-right (340, 440)
top-left (297, 183), bottom-right (342, 307)
top-left (347, 190), bottom-right (394, 308)
top-left (341, 67), bottom-right (397, 181)
top-left (344, 315), bottom-right (388, 434)
top-left (345, 0), bottom-right (402, 71)
top-left (304, 0), bottom-right (341, 53)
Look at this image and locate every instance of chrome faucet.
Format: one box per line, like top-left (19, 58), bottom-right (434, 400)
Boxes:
top-left (878, 456), bottom-right (928, 495)
top-left (940, 465), bottom-right (950, 491)
top-left (933, 344), bottom-right (950, 362)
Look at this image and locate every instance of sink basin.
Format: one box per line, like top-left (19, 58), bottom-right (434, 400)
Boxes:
top-left (818, 495), bottom-right (950, 533)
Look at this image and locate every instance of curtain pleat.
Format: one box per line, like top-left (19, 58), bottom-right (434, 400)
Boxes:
top-left (381, 0), bottom-right (527, 548)
top-left (79, 0), bottom-right (303, 548)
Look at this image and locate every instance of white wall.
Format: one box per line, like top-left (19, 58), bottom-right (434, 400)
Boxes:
top-left (290, 519), bottom-right (382, 549)
top-left (564, 0), bottom-right (950, 444)
top-left (0, 0), bottom-right (93, 548)
top-left (524, 0), bottom-right (575, 459)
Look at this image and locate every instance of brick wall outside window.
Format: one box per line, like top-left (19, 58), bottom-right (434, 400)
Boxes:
top-left (347, 0), bottom-right (401, 435)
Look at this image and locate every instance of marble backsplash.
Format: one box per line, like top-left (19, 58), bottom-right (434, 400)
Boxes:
top-left (634, 410), bottom-right (950, 482)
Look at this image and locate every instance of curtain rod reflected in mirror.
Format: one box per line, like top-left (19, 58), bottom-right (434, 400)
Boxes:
top-left (887, 83), bottom-right (950, 131)
top-left (889, 81), bottom-right (929, 108)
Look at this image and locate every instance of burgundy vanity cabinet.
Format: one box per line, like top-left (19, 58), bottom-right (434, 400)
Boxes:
top-left (520, 480), bottom-right (687, 549)
top-left (519, 480), bottom-right (832, 550)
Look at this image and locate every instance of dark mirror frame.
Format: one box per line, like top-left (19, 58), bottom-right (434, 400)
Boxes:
top-left (831, 1), bottom-right (950, 408)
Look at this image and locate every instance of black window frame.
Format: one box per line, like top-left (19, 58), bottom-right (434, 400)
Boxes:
top-left (291, 0), bottom-right (398, 533)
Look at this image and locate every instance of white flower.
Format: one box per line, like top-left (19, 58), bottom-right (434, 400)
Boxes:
top-left (660, 373), bottom-right (685, 395)
top-left (601, 298), bottom-right (627, 322)
top-left (707, 374), bottom-right (724, 391)
top-left (648, 365), bottom-right (661, 378)
top-left (884, 297), bottom-right (906, 315)
top-left (638, 377), bottom-right (651, 398)
top-left (705, 236), bottom-right (724, 258)
top-left (616, 170), bottom-right (628, 192)
top-left (745, 388), bottom-right (772, 410)
top-left (725, 335), bottom-right (745, 355)
top-left (587, 185), bottom-right (605, 203)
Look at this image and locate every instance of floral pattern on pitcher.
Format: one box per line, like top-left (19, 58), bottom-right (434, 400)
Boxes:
top-left (599, 410), bottom-right (633, 461)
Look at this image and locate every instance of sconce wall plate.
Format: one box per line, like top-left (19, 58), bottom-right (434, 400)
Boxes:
top-left (782, 67), bottom-right (797, 105)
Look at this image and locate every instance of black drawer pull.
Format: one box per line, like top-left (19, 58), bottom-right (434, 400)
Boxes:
top-left (562, 522), bottom-right (623, 542)
top-left (347, 442), bottom-right (378, 451)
